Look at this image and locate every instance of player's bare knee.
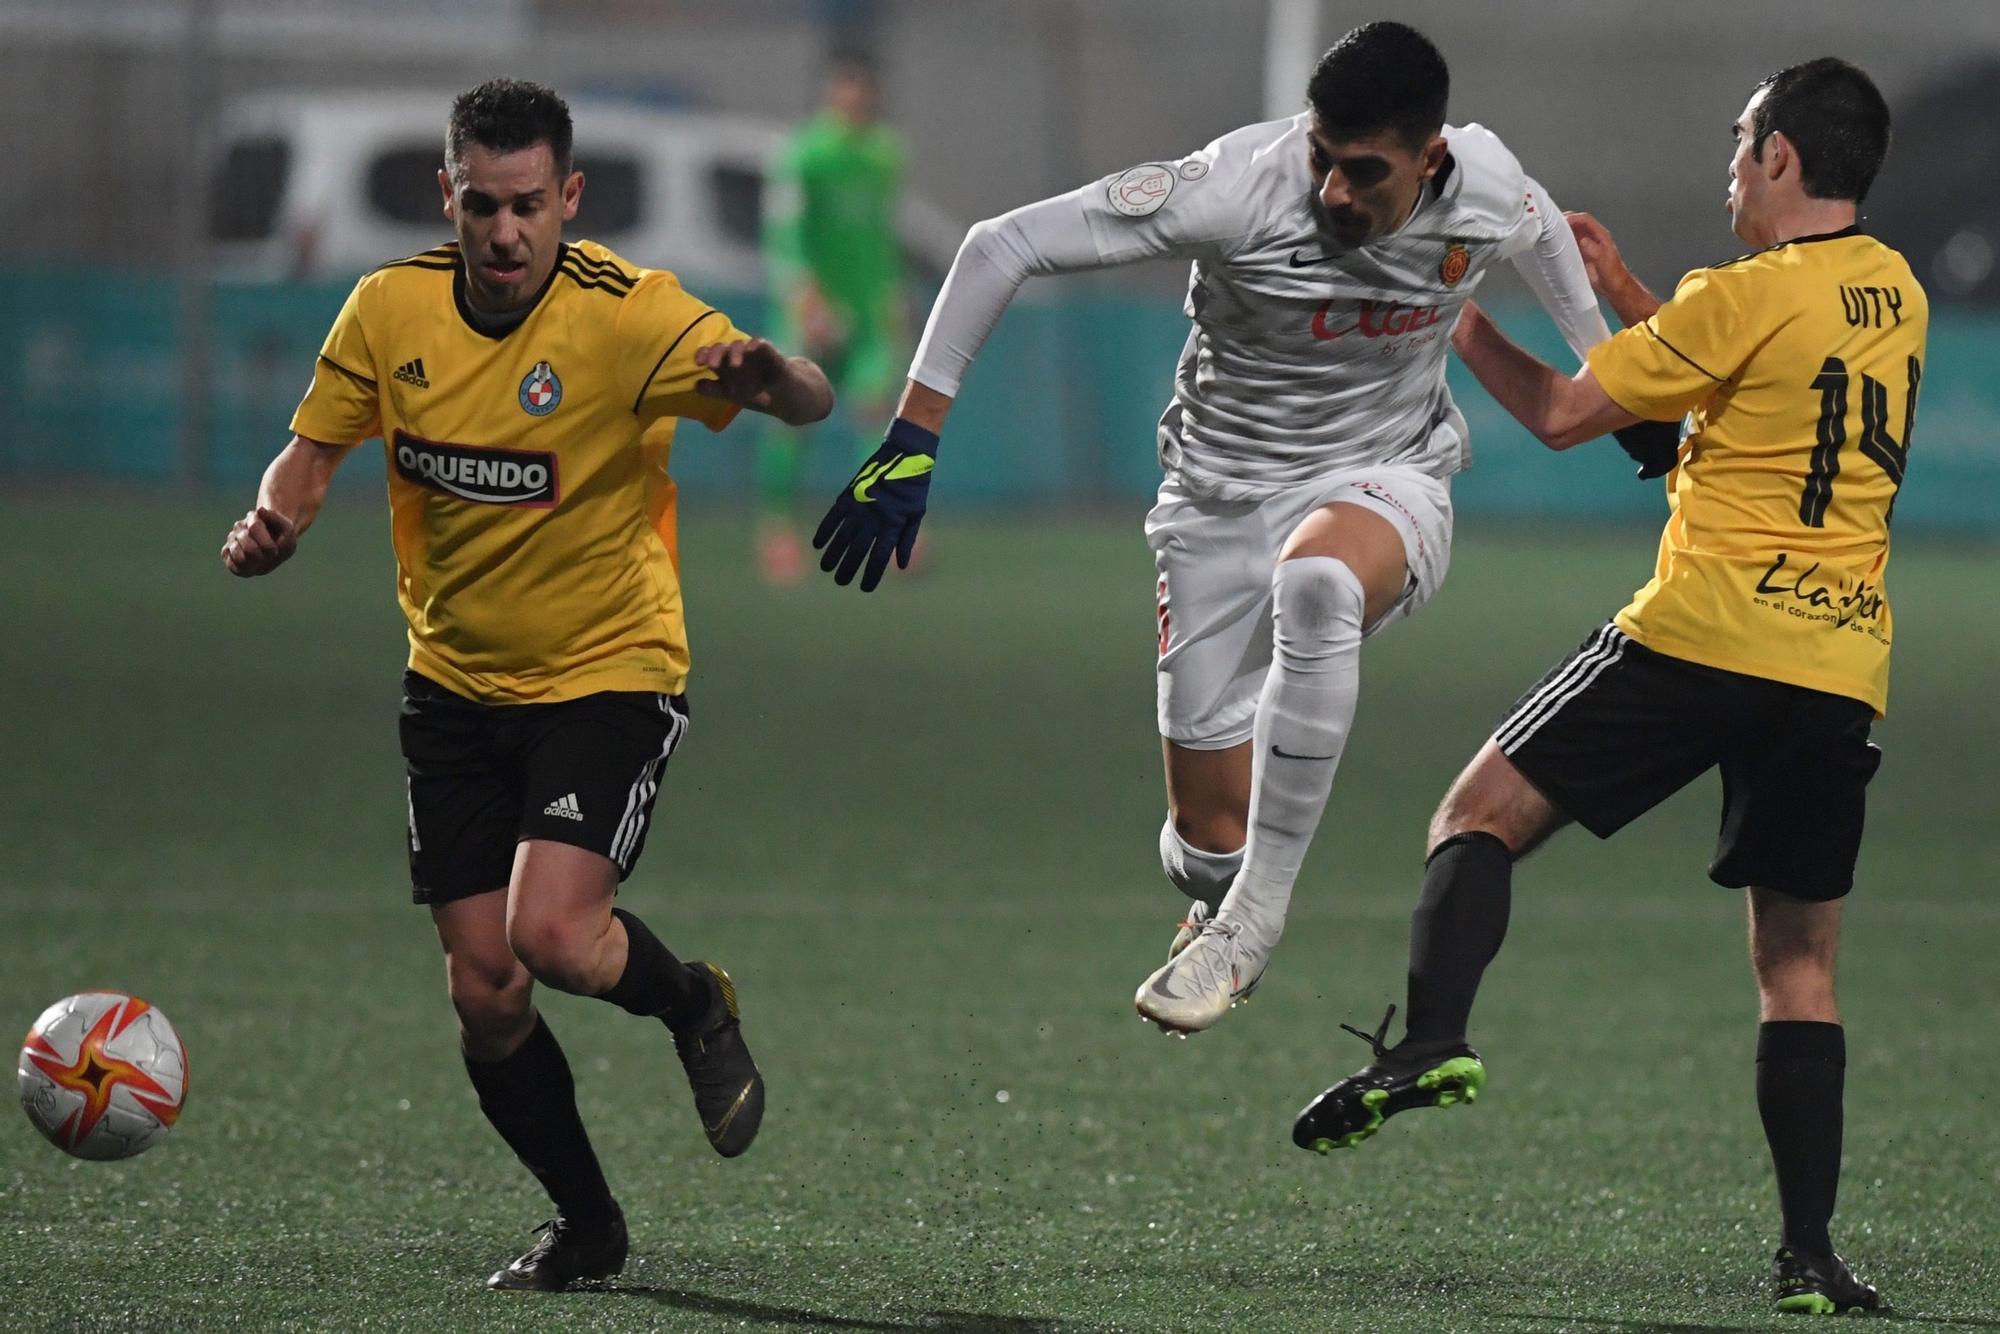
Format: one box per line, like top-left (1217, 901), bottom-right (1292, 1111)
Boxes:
top-left (445, 931), bottom-right (525, 995)
top-left (1748, 889), bottom-right (1841, 967)
top-left (1750, 919), bottom-right (1840, 1020)
top-left (1427, 781), bottom-right (1493, 853)
top-left (1753, 958), bottom-right (1839, 1022)
top-left (446, 956), bottom-right (531, 1044)
top-left (1426, 742), bottom-right (1558, 858)
top-left (449, 953), bottom-right (521, 994)
top-left (452, 984), bottom-right (529, 1035)
top-left (506, 914), bottom-right (600, 994)
top-left (1756, 958), bottom-right (1836, 999)
top-left (1750, 936), bottom-right (1838, 992)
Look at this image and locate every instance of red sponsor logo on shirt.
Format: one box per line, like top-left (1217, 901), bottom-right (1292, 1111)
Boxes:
top-left (1311, 300), bottom-right (1444, 342)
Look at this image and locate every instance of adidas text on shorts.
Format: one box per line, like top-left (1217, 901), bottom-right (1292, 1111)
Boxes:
top-left (398, 670), bottom-right (690, 904)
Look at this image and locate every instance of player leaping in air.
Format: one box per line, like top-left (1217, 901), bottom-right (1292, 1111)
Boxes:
top-left (811, 21), bottom-right (1677, 1034)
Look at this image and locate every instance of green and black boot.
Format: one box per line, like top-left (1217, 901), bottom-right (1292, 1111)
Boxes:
top-left (1293, 1005), bottom-right (1486, 1153)
top-left (1772, 1246), bottom-right (1888, 1315)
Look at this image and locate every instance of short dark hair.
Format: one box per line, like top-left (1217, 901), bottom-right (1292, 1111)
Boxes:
top-left (1750, 58), bottom-right (1890, 203)
top-left (1307, 21), bottom-right (1449, 152)
top-left (446, 78), bottom-right (574, 179)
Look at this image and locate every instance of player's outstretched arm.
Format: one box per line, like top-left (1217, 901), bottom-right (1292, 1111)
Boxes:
top-left (803, 201), bottom-right (1042, 595)
top-left (220, 434), bottom-right (353, 577)
top-left (1566, 212), bottom-right (1661, 327)
top-left (805, 191), bottom-right (1126, 594)
top-left (812, 145), bottom-right (1241, 593)
top-left (1451, 302), bottom-right (1639, 452)
top-left (691, 338), bottom-right (833, 426)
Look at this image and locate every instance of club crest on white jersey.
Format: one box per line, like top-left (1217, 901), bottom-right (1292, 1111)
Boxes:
top-left (1082, 116), bottom-right (1541, 498)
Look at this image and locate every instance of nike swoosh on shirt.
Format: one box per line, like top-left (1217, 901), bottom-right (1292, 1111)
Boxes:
top-left (1288, 250), bottom-right (1335, 267)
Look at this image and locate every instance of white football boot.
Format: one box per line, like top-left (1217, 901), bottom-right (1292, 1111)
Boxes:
top-left (1168, 899), bottom-right (1213, 959)
top-left (1134, 915), bottom-right (1267, 1035)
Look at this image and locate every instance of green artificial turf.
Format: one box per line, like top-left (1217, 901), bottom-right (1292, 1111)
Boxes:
top-left (1, 494), bottom-right (1994, 1331)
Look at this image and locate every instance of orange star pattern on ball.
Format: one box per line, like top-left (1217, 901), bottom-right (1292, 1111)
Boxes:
top-left (23, 998), bottom-right (184, 1150)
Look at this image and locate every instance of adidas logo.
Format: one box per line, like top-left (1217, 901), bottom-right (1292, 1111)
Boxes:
top-left (393, 357), bottom-right (430, 389)
top-left (542, 792), bottom-right (584, 821)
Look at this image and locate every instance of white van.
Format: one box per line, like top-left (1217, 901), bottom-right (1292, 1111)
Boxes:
top-left (208, 92), bottom-right (965, 291)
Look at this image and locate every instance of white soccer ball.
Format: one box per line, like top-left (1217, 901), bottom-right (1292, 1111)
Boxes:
top-left (17, 992), bottom-right (189, 1160)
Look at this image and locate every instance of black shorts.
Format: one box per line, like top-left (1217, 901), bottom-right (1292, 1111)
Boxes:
top-left (399, 670), bottom-right (691, 905)
top-left (1496, 624), bottom-right (1880, 900)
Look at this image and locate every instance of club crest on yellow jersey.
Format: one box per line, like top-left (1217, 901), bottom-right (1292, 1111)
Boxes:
top-left (519, 361), bottom-right (562, 416)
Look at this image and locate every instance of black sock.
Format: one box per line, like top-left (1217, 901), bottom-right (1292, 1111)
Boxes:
top-left (599, 907), bottom-right (708, 1028)
top-left (462, 1013), bottom-right (616, 1226)
top-left (1757, 1020), bottom-right (1845, 1258)
top-left (1401, 831), bottom-right (1514, 1048)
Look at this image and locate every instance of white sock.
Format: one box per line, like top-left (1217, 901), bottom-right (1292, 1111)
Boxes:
top-left (1159, 818), bottom-right (1245, 909)
top-left (1217, 556), bottom-right (1367, 957)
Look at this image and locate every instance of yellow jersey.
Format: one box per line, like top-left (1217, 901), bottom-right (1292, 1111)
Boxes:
top-left (1587, 227), bottom-right (1927, 715)
top-left (291, 240), bottom-right (748, 703)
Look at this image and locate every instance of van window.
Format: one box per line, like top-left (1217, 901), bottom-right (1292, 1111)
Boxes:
top-left (575, 156), bottom-right (643, 235)
top-left (367, 147), bottom-right (446, 225)
top-left (210, 137), bottom-right (290, 241)
top-left (709, 164), bottom-right (763, 246)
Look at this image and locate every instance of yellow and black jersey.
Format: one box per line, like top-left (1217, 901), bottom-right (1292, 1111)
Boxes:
top-left (291, 240), bottom-right (750, 704)
top-left (1586, 227), bottom-right (1928, 715)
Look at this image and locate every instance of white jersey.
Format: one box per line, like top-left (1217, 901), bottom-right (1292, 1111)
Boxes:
top-left (910, 115), bottom-right (1609, 499)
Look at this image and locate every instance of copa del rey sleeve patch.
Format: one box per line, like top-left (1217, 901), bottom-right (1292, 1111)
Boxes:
top-left (1107, 163), bottom-right (1177, 217)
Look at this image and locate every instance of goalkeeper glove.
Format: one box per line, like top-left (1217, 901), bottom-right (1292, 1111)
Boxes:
top-left (1612, 419), bottom-right (1683, 480)
top-left (813, 418), bottom-right (938, 591)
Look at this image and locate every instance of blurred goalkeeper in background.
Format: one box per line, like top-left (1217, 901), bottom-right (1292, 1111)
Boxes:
top-left (756, 52), bottom-right (909, 583)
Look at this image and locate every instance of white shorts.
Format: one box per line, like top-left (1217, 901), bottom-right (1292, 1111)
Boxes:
top-left (1147, 464), bottom-right (1455, 749)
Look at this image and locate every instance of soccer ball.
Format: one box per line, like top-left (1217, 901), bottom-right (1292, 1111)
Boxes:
top-left (17, 992), bottom-right (189, 1160)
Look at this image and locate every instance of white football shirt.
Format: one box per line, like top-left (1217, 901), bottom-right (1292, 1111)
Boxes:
top-left (910, 114), bottom-right (1608, 499)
